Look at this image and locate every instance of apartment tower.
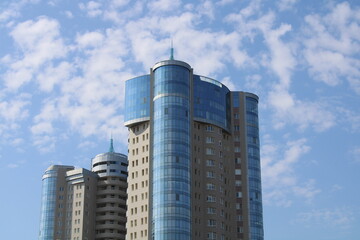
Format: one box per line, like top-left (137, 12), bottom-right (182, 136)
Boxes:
top-left (124, 55), bottom-right (264, 240)
top-left (91, 139), bottom-right (128, 239)
top-left (38, 165), bottom-right (98, 240)
top-left (38, 140), bottom-right (128, 240)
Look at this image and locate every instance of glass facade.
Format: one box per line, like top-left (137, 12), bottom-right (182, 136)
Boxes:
top-left (193, 75), bottom-right (231, 131)
top-left (125, 74), bottom-right (231, 132)
top-left (39, 169), bottom-right (58, 240)
top-left (245, 96), bottom-right (264, 240)
top-left (152, 63), bottom-right (191, 240)
top-left (125, 75), bottom-right (151, 124)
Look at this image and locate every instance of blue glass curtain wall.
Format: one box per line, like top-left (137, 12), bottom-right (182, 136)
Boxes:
top-left (152, 64), bottom-right (191, 240)
top-left (193, 75), bottom-right (231, 131)
top-left (125, 74), bottom-right (232, 133)
top-left (39, 170), bottom-right (57, 240)
top-left (245, 96), bottom-right (264, 240)
top-left (125, 75), bottom-right (150, 123)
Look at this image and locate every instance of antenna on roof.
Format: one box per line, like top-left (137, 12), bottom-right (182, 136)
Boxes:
top-left (109, 133), bottom-right (114, 153)
top-left (170, 39), bottom-right (174, 60)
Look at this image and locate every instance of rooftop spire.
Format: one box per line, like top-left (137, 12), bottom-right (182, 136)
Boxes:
top-left (170, 40), bottom-right (174, 60)
top-left (109, 136), bottom-right (114, 153)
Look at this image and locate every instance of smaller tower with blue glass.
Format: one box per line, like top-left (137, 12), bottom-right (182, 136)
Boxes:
top-left (38, 139), bottom-right (128, 240)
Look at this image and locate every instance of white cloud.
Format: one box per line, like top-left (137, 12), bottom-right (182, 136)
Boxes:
top-left (216, 0), bottom-right (235, 6)
top-left (76, 31), bottom-right (105, 48)
top-left (270, 97), bottom-right (336, 132)
top-left (196, 0), bottom-right (215, 20)
top-left (0, 93), bottom-right (30, 121)
top-left (224, 0), bottom-right (266, 41)
top-left (36, 62), bottom-right (72, 92)
top-left (292, 179), bottom-right (321, 203)
top-left (110, 0), bottom-right (130, 8)
top-left (64, 11), bottom-right (73, 19)
top-left (227, 5), bottom-right (339, 132)
top-left (330, 184), bottom-right (343, 193)
top-left (79, 1), bottom-right (103, 17)
top-left (103, 1), bottom-right (144, 24)
top-left (350, 146), bottom-right (360, 163)
top-left (336, 106), bottom-right (360, 133)
top-left (10, 138), bottom-right (24, 146)
top-left (262, 23), bottom-right (295, 89)
top-left (220, 76), bottom-right (236, 91)
top-left (78, 140), bottom-right (97, 149)
top-left (295, 207), bottom-right (355, 229)
top-left (147, 0), bottom-right (181, 13)
top-left (124, 12), bottom-right (250, 77)
top-left (261, 137), bottom-right (320, 206)
top-left (0, 0), bottom-right (40, 24)
top-left (277, 0), bottom-right (298, 11)
top-left (32, 135), bottom-right (56, 153)
top-left (245, 74), bottom-right (262, 92)
top-left (7, 163), bottom-right (19, 168)
top-left (31, 122), bottom-right (54, 135)
top-left (302, 2), bottom-right (360, 94)
top-left (6, 159), bottom-right (27, 169)
top-left (26, 28), bottom-right (132, 151)
top-left (3, 17), bottom-right (67, 90)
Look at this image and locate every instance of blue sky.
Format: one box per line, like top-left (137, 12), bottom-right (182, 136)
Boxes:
top-left (0, 0), bottom-right (359, 239)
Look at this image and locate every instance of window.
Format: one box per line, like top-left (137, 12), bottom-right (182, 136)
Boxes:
top-left (207, 171), bottom-right (215, 178)
top-left (235, 169), bottom-right (241, 175)
top-left (207, 207), bottom-right (216, 214)
top-left (207, 219), bottom-right (216, 227)
top-left (206, 137), bottom-right (215, 143)
top-left (235, 180), bottom-right (242, 186)
top-left (207, 232), bottom-right (217, 240)
top-left (235, 157), bottom-right (241, 164)
top-left (206, 195), bottom-right (216, 202)
top-left (236, 192), bottom-right (242, 198)
top-left (206, 160), bottom-right (215, 166)
top-left (206, 125), bottom-right (214, 132)
top-left (206, 183), bottom-right (215, 190)
top-left (206, 148), bottom-right (215, 155)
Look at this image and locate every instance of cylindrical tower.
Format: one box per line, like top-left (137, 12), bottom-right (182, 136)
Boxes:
top-left (244, 94), bottom-right (264, 240)
top-left (39, 165), bottom-right (74, 240)
top-left (151, 60), bottom-right (192, 240)
top-left (92, 140), bottom-right (128, 240)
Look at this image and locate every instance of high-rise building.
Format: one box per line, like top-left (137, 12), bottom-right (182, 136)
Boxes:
top-left (124, 56), bottom-right (264, 240)
top-left (38, 165), bottom-right (98, 240)
top-left (38, 140), bottom-right (128, 240)
top-left (91, 139), bottom-right (128, 239)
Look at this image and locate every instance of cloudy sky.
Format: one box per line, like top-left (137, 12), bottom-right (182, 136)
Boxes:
top-left (0, 0), bottom-right (359, 239)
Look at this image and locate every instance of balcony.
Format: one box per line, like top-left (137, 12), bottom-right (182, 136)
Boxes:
top-left (96, 206), bottom-right (125, 213)
top-left (96, 197), bottom-right (126, 205)
top-left (97, 179), bottom-right (127, 188)
top-left (96, 223), bottom-right (126, 232)
top-left (96, 214), bottom-right (126, 223)
top-left (95, 232), bottom-right (125, 239)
